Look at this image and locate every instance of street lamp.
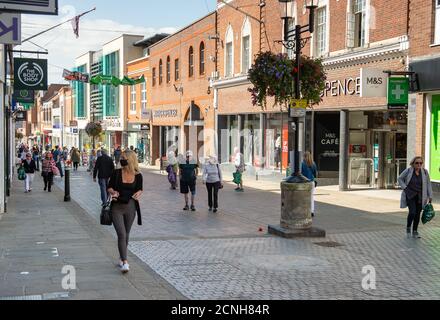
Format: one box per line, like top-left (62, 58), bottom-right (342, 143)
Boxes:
top-left (277, 0), bottom-right (317, 183)
top-left (91, 104), bottom-right (96, 149)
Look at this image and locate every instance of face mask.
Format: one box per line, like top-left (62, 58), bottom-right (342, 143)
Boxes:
top-left (120, 159), bottom-right (128, 167)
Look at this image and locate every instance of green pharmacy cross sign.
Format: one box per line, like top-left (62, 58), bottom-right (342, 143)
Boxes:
top-left (387, 77), bottom-right (409, 109)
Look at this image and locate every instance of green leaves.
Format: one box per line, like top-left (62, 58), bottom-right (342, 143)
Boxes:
top-left (248, 51), bottom-right (327, 109)
top-left (89, 74), bottom-right (145, 87)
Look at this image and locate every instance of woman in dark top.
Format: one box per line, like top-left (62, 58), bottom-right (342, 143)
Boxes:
top-left (21, 152), bottom-right (37, 193)
top-left (398, 156), bottom-right (433, 238)
top-left (108, 150), bottom-right (143, 273)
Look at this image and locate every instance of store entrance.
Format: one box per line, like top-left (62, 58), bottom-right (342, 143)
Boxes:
top-left (372, 131), bottom-right (407, 189)
top-left (348, 110), bottom-right (408, 190)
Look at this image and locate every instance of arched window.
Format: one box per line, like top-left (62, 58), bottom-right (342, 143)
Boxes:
top-left (189, 46), bottom-right (194, 77)
top-left (159, 59), bottom-right (163, 84)
top-left (241, 17), bottom-right (252, 73)
top-left (166, 56), bottom-right (171, 83)
top-left (225, 25), bottom-right (234, 77)
top-left (199, 42), bottom-right (205, 75)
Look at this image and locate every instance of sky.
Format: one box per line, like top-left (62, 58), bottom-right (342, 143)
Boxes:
top-left (17, 0), bottom-right (217, 83)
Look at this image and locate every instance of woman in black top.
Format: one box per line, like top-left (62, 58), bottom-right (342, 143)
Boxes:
top-left (108, 150), bottom-right (143, 273)
top-left (21, 152), bottom-right (37, 193)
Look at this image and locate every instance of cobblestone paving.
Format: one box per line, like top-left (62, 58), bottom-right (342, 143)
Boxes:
top-left (55, 167), bottom-right (440, 300)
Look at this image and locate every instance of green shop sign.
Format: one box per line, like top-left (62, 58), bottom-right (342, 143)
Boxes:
top-left (387, 77), bottom-right (409, 109)
top-left (430, 95), bottom-right (440, 182)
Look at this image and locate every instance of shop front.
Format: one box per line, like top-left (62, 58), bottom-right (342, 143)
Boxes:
top-left (127, 122), bottom-right (150, 163)
top-left (410, 57), bottom-right (440, 193)
top-left (150, 108), bottom-right (180, 165)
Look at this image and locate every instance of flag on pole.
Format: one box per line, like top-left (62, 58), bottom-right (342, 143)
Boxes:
top-left (71, 15), bottom-right (80, 38)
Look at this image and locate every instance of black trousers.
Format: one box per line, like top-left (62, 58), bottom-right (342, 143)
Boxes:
top-left (407, 195), bottom-right (423, 231)
top-left (206, 182), bottom-right (220, 209)
top-left (43, 172), bottom-right (54, 191)
top-left (73, 162), bottom-right (79, 170)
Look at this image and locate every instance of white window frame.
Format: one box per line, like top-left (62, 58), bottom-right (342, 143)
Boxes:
top-left (130, 85), bottom-right (137, 114)
top-left (141, 81), bottom-right (147, 111)
top-left (315, 6), bottom-right (328, 57)
top-left (241, 17), bottom-right (252, 74)
top-left (346, 0), bottom-right (369, 48)
top-left (310, 0), bottom-right (330, 58)
top-left (225, 25), bottom-right (234, 78)
top-left (435, 0), bottom-right (440, 45)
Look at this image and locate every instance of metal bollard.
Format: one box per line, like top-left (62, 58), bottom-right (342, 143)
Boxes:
top-left (64, 166), bottom-right (71, 202)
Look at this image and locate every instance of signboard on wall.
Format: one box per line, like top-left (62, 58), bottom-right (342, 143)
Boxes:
top-left (360, 68), bottom-right (388, 97)
top-left (0, 0), bottom-right (58, 15)
top-left (0, 13), bottom-right (21, 44)
top-left (430, 95), bottom-right (440, 182)
top-left (314, 113), bottom-right (340, 171)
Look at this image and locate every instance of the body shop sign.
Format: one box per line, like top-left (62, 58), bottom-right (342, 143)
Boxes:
top-left (14, 58), bottom-right (48, 90)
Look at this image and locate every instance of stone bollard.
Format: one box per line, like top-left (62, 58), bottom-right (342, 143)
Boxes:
top-left (268, 181), bottom-right (325, 238)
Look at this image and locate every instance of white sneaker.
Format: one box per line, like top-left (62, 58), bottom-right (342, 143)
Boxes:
top-left (117, 260), bottom-right (124, 268)
top-left (121, 263), bottom-right (129, 273)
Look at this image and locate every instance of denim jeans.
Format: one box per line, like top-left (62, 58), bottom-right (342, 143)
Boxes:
top-left (98, 178), bottom-right (109, 205)
top-left (407, 195), bottom-right (423, 231)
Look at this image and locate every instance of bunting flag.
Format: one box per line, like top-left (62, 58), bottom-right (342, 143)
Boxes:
top-left (89, 74), bottom-right (145, 86)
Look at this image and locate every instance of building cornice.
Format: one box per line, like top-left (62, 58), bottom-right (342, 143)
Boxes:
top-left (211, 75), bottom-right (249, 89)
top-left (322, 36), bottom-right (409, 69)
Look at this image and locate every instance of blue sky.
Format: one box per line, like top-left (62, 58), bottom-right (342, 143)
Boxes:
top-left (18, 0), bottom-right (217, 83)
top-left (67, 0), bottom-right (217, 29)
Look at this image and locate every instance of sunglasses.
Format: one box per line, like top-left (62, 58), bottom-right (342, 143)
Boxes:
top-left (415, 162), bottom-right (423, 165)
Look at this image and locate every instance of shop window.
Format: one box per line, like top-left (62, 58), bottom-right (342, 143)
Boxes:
top-left (199, 42), bottom-right (205, 75)
top-left (435, 0), bottom-right (440, 44)
top-left (166, 56), bottom-right (171, 83)
top-left (189, 46), bottom-right (194, 77)
top-left (159, 59), bottom-right (163, 85)
top-left (315, 6), bottom-right (327, 57)
top-left (175, 58), bottom-right (180, 81)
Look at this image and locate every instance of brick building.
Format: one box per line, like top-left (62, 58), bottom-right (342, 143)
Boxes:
top-left (212, 0), bottom-right (412, 190)
top-left (408, 0), bottom-right (440, 191)
top-left (148, 12), bottom-right (217, 165)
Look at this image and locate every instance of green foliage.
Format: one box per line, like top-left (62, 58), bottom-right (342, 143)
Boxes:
top-left (85, 122), bottom-right (102, 137)
top-left (248, 51), bottom-right (327, 108)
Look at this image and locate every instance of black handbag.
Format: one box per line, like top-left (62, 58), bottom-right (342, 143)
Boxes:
top-left (100, 197), bottom-right (113, 226)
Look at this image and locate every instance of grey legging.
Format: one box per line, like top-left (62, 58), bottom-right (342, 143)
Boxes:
top-left (111, 199), bottom-right (136, 261)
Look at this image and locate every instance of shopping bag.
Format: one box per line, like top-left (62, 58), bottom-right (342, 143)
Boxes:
top-left (422, 203), bottom-right (435, 224)
top-left (100, 197), bottom-right (113, 226)
top-left (18, 166), bottom-right (26, 181)
top-left (232, 171), bottom-right (242, 184)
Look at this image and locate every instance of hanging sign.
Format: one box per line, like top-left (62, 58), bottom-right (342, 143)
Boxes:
top-left (63, 69), bottom-right (89, 82)
top-left (360, 68), bottom-right (388, 97)
top-left (15, 110), bottom-right (27, 121)
top-left (387, 77), bottom-right (409, 109)
top-left (0, 12), bottom-right (21, 45)
top-left (13, 89), bottom-right (33, 103)
top-left (0, 0), bottom-right (58, 15)
top-left (14, 58), bottom-right (48, 90)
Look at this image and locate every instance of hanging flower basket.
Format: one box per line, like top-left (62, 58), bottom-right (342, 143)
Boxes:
top-left (248, 51), bottom-right (327, 109)
top-left (85, 122), bottom-right (102, 137)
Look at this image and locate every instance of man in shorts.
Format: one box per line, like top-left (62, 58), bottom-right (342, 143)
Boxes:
top-left (179, 151), bottom-right (199, 211)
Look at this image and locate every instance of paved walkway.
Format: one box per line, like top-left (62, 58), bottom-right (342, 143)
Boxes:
top-left (0, 174), bottom-right (184, 300)
top-left (52, 166), bottom-right (440, 300)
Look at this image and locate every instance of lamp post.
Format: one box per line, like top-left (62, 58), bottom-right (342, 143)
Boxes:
top-left (91, 104), bottom-right (96, 149)
top-left (268, 0), bottom-right (325, 238)
top-left (276, 0), bottom-right (317, 183)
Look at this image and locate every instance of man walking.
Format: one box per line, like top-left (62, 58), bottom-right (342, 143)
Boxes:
top-left (114, 146), bottom-right (122, 166)
top-left (93, 149), bottom-right (115, 206)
